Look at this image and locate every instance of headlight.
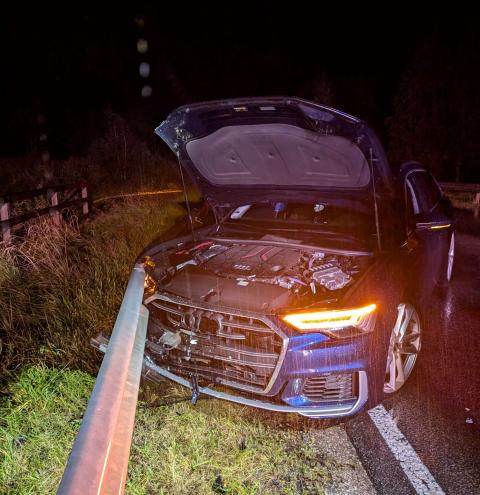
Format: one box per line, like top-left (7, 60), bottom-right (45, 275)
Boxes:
top-left (282, 303), bottom-right (377, 334)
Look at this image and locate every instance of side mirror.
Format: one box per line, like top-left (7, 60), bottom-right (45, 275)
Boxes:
top-left (415, 220), bottom-right (452, 232)
top-left (413, 209), bottom-right (452, 232)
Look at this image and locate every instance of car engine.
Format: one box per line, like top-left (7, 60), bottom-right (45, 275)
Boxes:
top-left (201, 242), bottom-right (356, 292)
top-left (152, 236), bottom-right (365, 298)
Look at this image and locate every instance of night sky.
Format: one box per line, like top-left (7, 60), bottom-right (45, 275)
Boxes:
top-left (1, 3), bottom-right (477, 166)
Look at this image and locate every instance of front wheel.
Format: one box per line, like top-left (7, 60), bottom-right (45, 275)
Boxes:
top-left (383, 303), bottom-right (422, 394)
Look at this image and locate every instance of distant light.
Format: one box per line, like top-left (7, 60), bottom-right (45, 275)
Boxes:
top-left (141, 85), bottom-right (152, 97)
top-left (135, 17), bottom-right (145, 29)
top-left (39, 133), bottom-right (48, 142)
top-left (139, 62), bottom-right (150, 78)
top-left (137, 38), bottom-right (148, 54)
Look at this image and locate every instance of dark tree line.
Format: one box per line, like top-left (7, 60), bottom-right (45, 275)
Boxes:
top-left (2, 5), bottom-right (479, 187)
top-left (387, 27), bottom-right (480, 182)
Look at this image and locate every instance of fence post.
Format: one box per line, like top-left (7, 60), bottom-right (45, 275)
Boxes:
top-left (48, 188), bottom-right (61, 225)
top-left (1, 197), bottom-right (11, 243)
top-left (80, 181), bottom-right (89, 218)
top-left (474, 192), bottom-right (480, 218)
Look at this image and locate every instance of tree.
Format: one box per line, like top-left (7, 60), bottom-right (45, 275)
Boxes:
top-left (387, 28), bottom-right (480, 182)
top-left (298, 72), bottom-right (335, 107)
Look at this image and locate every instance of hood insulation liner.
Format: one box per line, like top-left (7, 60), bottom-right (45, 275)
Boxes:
top-left (185, 123), bottom-right (370, 188)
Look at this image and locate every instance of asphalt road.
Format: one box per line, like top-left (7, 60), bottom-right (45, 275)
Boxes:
top-left (346, 231), bottom-right (480, 494)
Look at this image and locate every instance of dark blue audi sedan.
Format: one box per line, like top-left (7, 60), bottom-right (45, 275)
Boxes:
top-left (136, 97), bottom-right (454, 418)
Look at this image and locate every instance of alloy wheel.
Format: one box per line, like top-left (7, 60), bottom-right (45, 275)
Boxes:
top-left (383, 303), bottom-right (421, 394)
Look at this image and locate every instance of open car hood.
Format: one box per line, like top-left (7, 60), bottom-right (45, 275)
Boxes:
top-left (155, 97), bottom-right (392, 210)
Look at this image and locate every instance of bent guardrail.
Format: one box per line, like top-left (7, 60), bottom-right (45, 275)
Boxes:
top-left (57, 264), bottom-right (147, 495)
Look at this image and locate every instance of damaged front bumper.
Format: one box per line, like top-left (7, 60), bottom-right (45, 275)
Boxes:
top-left (92, 323), bottom-right (369, 419)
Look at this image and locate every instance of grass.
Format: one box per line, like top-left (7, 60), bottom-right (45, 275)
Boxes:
top-left (0, 197), bottom-right (185, 378)
top-left (0, 366), bottom-right (333, 495)
top-left (0, 366), bottom-right (94, 494)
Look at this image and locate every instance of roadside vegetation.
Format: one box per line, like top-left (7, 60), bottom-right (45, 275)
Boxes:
top-left (0, 197), bottom-right (184, 379)
top-left (0, 366), bottom-right (337, 495)
top-left (0, 111), bottom-right (180, 199)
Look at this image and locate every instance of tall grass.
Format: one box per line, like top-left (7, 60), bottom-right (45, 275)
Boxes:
top-left (0, 197), bottom-right (185, 379)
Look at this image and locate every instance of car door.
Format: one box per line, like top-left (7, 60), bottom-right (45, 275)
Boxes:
top-left (400, 163), bottom-right (452, 301)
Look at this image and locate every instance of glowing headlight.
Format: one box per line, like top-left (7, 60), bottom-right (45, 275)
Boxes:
top-left (282, 303), bottom-right (377, 333)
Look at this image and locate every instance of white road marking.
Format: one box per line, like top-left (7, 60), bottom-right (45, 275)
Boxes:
top-left (368, 405), bottom-right (445, 495)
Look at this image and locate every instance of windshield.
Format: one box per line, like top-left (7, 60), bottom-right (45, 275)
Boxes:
top-left (218, 201), bottom-right (376, 251)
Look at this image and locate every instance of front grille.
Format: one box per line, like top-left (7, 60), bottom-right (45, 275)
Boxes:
top-left (302, 372), bottom-right (357, 402)
top-left (145, 295), bottom-right (284, 393)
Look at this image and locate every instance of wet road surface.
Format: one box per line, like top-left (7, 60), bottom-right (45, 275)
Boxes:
top-left (347, 231), bottom-right (480, 494)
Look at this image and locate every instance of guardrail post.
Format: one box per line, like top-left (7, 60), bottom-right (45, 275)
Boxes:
top-left (474, 192), bottom-right (480, 218)
top-left (1, 197), bottom-right (11, 243)
top-left (80, 181), bottom-right (89, 218)
top-left (48, 188), bottom-right (61, 225)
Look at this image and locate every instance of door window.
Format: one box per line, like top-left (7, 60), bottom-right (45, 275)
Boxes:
top-left (407, 171), bottom-right (442, 214)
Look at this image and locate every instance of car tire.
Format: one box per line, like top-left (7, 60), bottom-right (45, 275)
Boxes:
top-left (383, 302), bottom-right (422, 394)
top-left (436, 230), bottom-right (455, 289)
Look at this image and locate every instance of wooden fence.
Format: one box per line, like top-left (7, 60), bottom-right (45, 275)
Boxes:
top-left (0, 181), bottom-right (89, 243)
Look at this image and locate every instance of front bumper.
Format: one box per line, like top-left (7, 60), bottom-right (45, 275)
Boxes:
top-left (92, 335), bottom-right (369, 419)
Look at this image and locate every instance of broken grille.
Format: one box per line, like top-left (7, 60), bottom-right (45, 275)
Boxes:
top-left (145, 295), bottom-right (284, 393)
top-left (302, 372), bottom-right (357, 402)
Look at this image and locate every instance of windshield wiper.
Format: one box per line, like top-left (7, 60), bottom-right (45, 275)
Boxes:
top-left (219, 222), bottom-right (267, 233)
top-left (221, 222), bottom-right (363, 240)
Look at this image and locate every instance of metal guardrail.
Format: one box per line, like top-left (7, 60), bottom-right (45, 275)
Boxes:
top-left (57, 264), bottom-right (147, 495)
top-left (0, 181), bottom-right (89, 243)
top-left (439, 182), bottom-right (480, 217)
top-left (439, 181), bottom-right (480, 193)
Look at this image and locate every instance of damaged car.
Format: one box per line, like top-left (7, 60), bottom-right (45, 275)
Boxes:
top-left (95, 97), bottom-right (454, 418)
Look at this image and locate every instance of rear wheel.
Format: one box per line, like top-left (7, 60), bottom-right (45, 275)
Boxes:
top-left (446, 231), bottom-right (455, 282)
top-left (437, 231), bottom-right (455, 289)
top-left (383, 303), bottom-right (422, 394)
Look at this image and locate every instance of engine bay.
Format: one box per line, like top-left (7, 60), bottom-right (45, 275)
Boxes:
top-left (149, 235), bottom-right (370, 304)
